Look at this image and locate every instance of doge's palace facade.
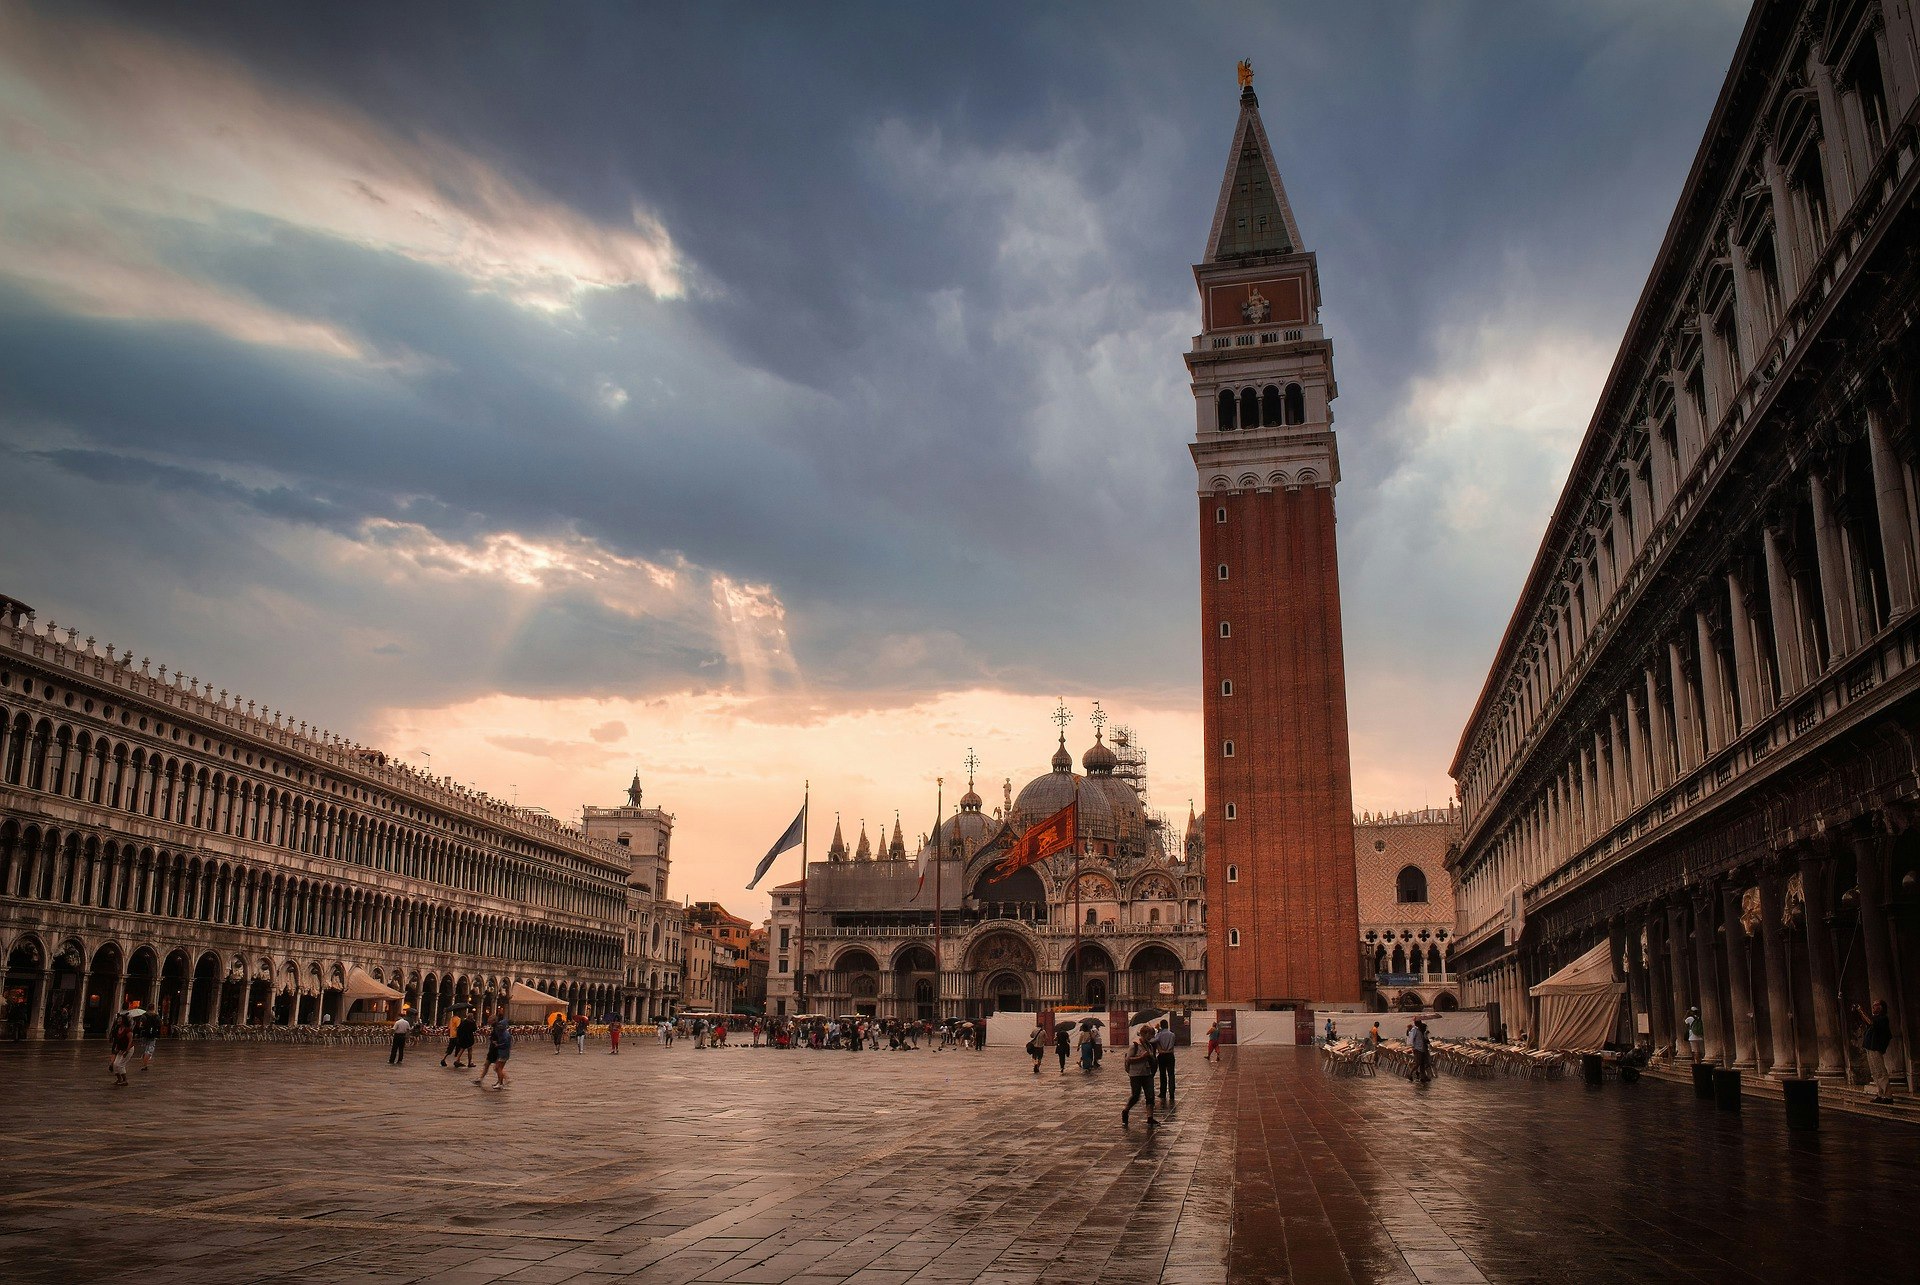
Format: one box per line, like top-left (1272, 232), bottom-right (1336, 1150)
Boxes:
top-left (0, 596), bottom-right (629, 1038)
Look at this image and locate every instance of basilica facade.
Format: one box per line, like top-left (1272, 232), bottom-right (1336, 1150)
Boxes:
top-left (766, 722), bottom-right (1207, 1021)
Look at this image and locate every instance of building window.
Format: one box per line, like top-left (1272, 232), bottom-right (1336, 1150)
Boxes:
top-left (1285, 383), bottom-right (1305, 424)
top-left (780, 896), bottom-right (790, 906)
top-left (1223, 740), bottom-right (1235, 757)
top-left (1226, 864), bottom-right (1239, 883)
top-left (1221, 680), bottom-right (1233, 696)
top-left (1373, 839), bottom-right (1385, 852)
top-left (1217, 389), bottom-right (1237, 431)
top-left (1219, 621), bottom-right (1231, 638)
top-left (1217, 564), bottom-right (1229, 580)
top-left (1228, 928), bottom-right (1241, 947)
top-left (1216, 507), bottom-right (1227, 523)
top-left (1225, 803), bottom-right (1237, 820)
top-left (778, 927), bottom-right (790, 949)
top-left (1396, 866), bottom-right (1429, 905)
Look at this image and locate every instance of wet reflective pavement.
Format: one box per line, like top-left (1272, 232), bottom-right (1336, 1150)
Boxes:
top-left (0, 1039), bottom-right (1909, 1282)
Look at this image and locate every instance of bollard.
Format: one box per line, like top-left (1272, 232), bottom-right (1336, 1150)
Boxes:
top-left (1713, 1067), bottom-right (1741, 1112)
top-left (1691, 1061), bottom-right (1715, 1099)
top-left (1782, 1077), bottom-right (1819, 1131)
top-left (1582, 1053), bottom-right (1603, 1086)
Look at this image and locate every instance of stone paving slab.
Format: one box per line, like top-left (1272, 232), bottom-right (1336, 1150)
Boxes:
top-left (0, 1038), bottom-right (1911, 1282)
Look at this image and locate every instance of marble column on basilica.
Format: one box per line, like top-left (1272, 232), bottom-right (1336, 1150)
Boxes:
top-left (1796, 847), bottom-right (1849, 1076)
top-left (1689, 884), bottom-right (1726, 1064)
top-left (1757, 870), bottom-right (1799, 1076)
top-left (1851, 830), bottom-right (1908, 1077)
top-left (1721, 882), bottom-right (1759, 1069)
top-left (1664, 899), bottom-right (1693, 1051)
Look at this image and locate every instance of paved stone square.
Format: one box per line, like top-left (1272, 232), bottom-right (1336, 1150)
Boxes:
top-left (0, 1038), bottom-right (1911, 1283)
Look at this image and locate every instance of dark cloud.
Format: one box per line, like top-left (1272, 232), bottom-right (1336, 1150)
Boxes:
top-left (2, 1), bottom-right (1748, 796)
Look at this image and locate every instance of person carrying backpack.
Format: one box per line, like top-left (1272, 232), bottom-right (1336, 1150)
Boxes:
top-left (1121, 1030), bottom-right (1160, 1130)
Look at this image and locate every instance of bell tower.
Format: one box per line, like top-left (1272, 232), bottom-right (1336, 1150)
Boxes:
top-left (1189, 67), bottom-right (1361, 1006)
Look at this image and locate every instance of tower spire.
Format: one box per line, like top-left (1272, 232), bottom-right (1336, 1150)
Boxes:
top-left (1204, 70), bottom-right (1304, 263)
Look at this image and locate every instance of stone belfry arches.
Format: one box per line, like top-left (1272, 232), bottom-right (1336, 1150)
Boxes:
top-left (1187, 68), bottom-right (1361, 1005)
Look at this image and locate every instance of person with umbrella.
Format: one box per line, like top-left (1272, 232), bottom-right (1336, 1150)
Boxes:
top-left (440, 1009), bottom-right (463, 1067)
top-left (573, 1011), bottom-right (590, 1054)
top-left (127, 1004), bottom-right (160, 1073)
top-left (1053, 1020), bottom-right (1072, 1074)
top-left (1077, 1022), bottom-right (1100, 1073)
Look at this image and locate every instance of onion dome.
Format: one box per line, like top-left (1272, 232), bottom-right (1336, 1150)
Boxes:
top-left (1082, 735), bottom-right (1118, 775)
top-left (1050, 741), bottom-right (1073, 773)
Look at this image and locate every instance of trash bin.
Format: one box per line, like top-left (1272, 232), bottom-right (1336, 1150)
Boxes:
top-left (1713, 1067), bottom-right (1741, 1111)
top-left (1582, 1053), bottom-right (1604, 1086)
top-left (1691, 1062), bottom-right (1715, 1099)
top-left (1782, 1077), bottom-right (1819, 1131)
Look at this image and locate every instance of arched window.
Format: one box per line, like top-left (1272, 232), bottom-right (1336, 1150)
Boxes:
top-left (1239, 388), bottom-right (1259, 429)
top-left (1223, 741), bottom-right (1235, 757)
top-left (1228, 928), bottom-right (1241, 947)
top-left (1220, 680), bottom-right (1233, 696)
top-left (1284, 383), bottom-right (1305, 425)
top-left (1217, 564), bottom-right (1229, 580)
top-left (1260, 385), bottom-right (1282, 427)
top-left (1217, 390), bottom-right (1237, 430)
top-left (1396, 866), bottom-right (1428, 904)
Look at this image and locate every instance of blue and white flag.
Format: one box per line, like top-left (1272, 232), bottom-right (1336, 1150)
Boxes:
top-left (747, 802), bottom-right (806, 890)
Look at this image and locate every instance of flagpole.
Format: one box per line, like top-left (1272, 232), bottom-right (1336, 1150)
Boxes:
top-left (934, 776), bottom-right (944, 1024)
top-left (798, 781), bottom-right (809, 1015)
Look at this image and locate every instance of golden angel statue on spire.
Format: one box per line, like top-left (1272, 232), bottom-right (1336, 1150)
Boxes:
top-left (1237, 59), bottom-right (1254, 89)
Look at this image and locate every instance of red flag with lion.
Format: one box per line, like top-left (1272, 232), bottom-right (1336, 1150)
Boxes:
top-left (989, 799), bottom-right (1077, 882)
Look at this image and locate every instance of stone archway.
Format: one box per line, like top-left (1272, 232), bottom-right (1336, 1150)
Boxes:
top-left (158, 950), bottom-right (191, 1026)
top-left (4, 936), bottom-right (47, 1039)
top-left (1064, 941), bottom-right (1115, 1008)
top-left (893, 944), bottom-right (937, 1019)
top-left (1126, 944), bottom-right (1181, 1007)
top-left (124, 946), bottom-right (159, 1014)
top-left (83, 942), bottom-right (123, 1037)
top-left (982, 971), bottom-right (1028, 1014)
top-left (189, 952), bottom-right (220, 1023)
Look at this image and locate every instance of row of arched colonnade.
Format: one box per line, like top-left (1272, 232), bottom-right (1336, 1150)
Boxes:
top-left (1, 926), bottom-right (624, 1039)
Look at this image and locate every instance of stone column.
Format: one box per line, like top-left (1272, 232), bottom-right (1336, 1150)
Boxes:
top-left (24, 970), bottom-right (49, 1040)
top-left (1625, 913), bottom-right (1652, 1048)
top-left (1852, 830), bottom-right (1908, 1077)
top-left (1664, 900), bottom-right (1693, 1052)
top-left (1722, 883), bottom-right (1759, 1069)
top-left (1668, 640), bottom-right (1700, 774)
top-left (1727, 567), bottom-right (1766, 719)
top-left (1607, 917), bottom-right (1631, 1045)
top-left (1645, 912), bottom-right (1674, 1055)
top-left (1763, 524), bottom-right (1808, 691)
top-left (1645, 664), bottom-right (1673, 790)
top-left (1690, 884), bottom-right (1726, 1065)
top-left (1695, 608), bottom-right (1729, 751)
top-left (1867, 404), bottom-right (1918, 618)
top-left (1624, 688), bottom-right (1649, 806)
top-left (1757, 870), bottom-right (1798, 1076)
top-left (1797, 848), bottom-right (1849, 1076)
top-left (1809, 471), bottom-right (1858, 659)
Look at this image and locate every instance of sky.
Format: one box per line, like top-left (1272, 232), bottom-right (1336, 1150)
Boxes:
top-left (0, 0), bottom-right (1750, 913)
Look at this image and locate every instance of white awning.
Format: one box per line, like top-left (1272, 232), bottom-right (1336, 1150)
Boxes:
top-left (509, 981), bottom-right (567, 1008)
top-left (339, 966), bottom-right (403, 1006)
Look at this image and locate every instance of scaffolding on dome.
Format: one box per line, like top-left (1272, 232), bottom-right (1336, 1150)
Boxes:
top-left (1108, 725), bottom-right (1173, 840)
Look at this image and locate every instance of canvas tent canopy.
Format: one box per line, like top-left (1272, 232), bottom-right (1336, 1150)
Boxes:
top-left (507, 981), bottom-right (568, 1024)
top-left (339, 966), bottom-right (403, 1019)
top-left (1527, 941), bottom-right (1624, 1051)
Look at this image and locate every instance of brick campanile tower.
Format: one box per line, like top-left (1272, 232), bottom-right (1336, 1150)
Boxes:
top-left (1188, 73), bottom-right (1361, 1006)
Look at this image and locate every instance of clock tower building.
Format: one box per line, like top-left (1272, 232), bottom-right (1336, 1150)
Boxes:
top-left (1188, 75), bottom-right (1361, 1006)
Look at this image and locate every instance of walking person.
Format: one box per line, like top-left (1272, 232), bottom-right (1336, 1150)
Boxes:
top-left (1410, 1018), bottom-right (1433, 1085)
top-left (454, 1009), bottom-right (479, 1068)
top-left (1205, 1019), bottom-right (1221, 1064)
top-left (1684, 1007), bottom-right (1705, 1063)
top-left (441, 1012), bottom-right (462, 1067)
top-left (1055, 1022), bottom-right (1072, 1074)
top-left (107, 1013), bottom-right (133, 1087)
top-left (609, 1016), bottom-right (622, 1054)
top-left (1853, 999), bottom-right (1894, 1103)
top-left (1154, 1019), bottom-right (1177, 1106)
top-left (1027, 1026), bottom-right (1045, 1074)
top-left (1077, 1025), bottom-right (1099, 1074)
top-left (1121, 1030), bottom-right (1160, 1130)
top-left (574, 1012), bottom-right (589, 1054)
top-left (135, 1007), bottom-right (160, 1072)
top-left (476, 1011), bottom-right (512, 1089)
top-left (389, 1008), bottom-right (414, 1065)
top-left (551, 1012), bottom-right (567, 1054)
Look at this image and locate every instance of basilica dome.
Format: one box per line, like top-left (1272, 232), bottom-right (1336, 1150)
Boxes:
top-left (1012, 741), bottom-right (1116, 839)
